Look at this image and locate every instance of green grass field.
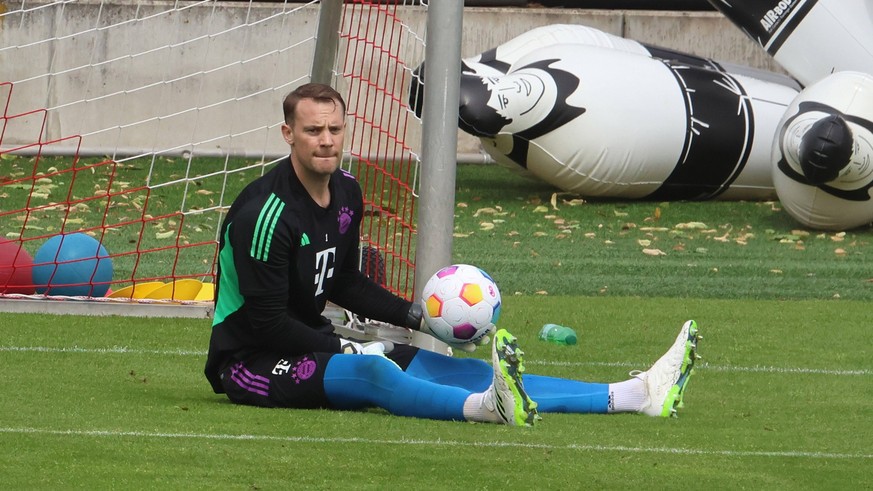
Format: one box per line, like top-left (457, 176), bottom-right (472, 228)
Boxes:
top-left (1, 163), bottom-right (872, 489)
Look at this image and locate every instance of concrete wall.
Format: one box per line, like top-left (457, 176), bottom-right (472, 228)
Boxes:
top-left (0, 2), bottom-right (784, 159)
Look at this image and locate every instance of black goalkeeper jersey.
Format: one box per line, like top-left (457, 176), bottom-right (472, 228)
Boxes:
top-left (205, 158), bottom-right (411, 393)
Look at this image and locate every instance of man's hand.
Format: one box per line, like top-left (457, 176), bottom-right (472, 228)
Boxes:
top-left (339, 339), bottom-right (400, 369)
top-left (340, 338), bottom-right (395, 356)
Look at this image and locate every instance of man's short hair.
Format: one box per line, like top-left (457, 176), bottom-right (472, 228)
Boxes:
top-left (283, 83), bottom-right (347, 125)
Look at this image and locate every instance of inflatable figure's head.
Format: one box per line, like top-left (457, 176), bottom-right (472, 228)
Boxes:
top-left (409, 54), bottom-right (584, 139)
top-left (458, 66), bottom-right (553, 137)
top-left (458, 57), bottom-right (585, 139)
top-left (773, 71), bottom-right (873, 230)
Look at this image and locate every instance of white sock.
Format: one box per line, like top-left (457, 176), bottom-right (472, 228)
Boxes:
top-left (607, 377), bottom-right (647, 413)
top-left (462, 390), bottom-right (502, 423)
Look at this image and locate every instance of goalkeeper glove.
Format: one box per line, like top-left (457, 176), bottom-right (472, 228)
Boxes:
top-left (339, 339), bottom-right (395, 355)
top-left (339, 338), bottom-right (401, 370)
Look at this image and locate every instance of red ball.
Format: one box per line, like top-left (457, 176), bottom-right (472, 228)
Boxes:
top-left (0, 238), bottom-right (35, 294)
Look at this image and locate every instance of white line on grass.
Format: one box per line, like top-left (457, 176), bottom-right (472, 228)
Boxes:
top-left (532, 360), bottom-right (872, 376)
top-left (0, 345), bottom-right (205, 356)
top-left (1, 345), bottom-right (870, 376)
top-left (1, 426), bottom-right (870, 460)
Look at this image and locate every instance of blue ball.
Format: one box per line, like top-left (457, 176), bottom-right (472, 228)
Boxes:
top-left (33, 233), bottom-right (113, 297)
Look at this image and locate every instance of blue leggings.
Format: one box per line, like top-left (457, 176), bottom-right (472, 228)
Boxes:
top-left (323, 354), bottom-right (469, 421)
top-left (323, 349), bottom-right (609, 417)
top-left (404, 349), bottom-right (609, 414)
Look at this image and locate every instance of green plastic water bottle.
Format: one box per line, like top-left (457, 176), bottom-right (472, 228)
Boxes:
top-left (538, 324), bottom-right (577, 345)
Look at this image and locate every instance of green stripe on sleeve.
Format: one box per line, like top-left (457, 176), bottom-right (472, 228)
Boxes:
top-left (250, 193), bottom-right (284, 261)
top-left (213, 225), bottom-right (244, 326)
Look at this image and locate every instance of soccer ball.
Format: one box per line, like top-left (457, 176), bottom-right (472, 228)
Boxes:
top-left (420, 264), bottom-right (501, 344)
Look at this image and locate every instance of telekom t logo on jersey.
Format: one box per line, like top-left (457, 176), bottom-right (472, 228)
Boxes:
top-left (314, 247), bottom-right (336, 295)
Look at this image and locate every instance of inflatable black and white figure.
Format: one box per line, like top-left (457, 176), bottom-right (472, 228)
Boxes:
top-left (708, 0), bottom-right (873, 87)
top-left (410, 9), bottom-right (873, 227)
top-left (709, 0), bottom-right (873, 229)
top-left (412, 25), bottom-right (801, 201)
top-left (773, 71), bottom-right (873, 230)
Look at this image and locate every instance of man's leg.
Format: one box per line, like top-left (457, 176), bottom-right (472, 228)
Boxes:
top-left (323, 354), bottom-right (469, 421)
top-left (324, 329), bottom-right (538, 425)
top-left (405, 349), bottom-right (611, 414)
top-left (402, 320), bottom-right (701, 417)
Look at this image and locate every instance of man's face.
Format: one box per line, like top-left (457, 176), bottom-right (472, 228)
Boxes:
top-left (282, 97), bottom-right (346, 177)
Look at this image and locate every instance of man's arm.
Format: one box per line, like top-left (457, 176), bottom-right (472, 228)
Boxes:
top-left (246, 294), bottom-right (342, 355)
top-left (329, 266), bottom-right (420, 328)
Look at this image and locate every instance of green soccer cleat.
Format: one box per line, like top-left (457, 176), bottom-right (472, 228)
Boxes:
top-left (633, 320), bottom-right (701, 418)
top-left (490, 329), bottom-right (539, 426)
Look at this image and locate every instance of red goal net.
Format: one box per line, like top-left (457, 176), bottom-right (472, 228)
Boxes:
top-left (0, 1), bottom-right (425, 304)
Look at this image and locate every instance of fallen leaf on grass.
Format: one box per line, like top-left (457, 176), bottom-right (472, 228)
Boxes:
top-left (642, 248), bottom-right (666, 256)
top-left (674, 222), bottom-right (707, 229)
top-left (473, 206), bottom-right (503, 217)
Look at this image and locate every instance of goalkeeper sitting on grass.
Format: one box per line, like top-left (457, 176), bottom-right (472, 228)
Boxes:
top-left (204, 83), bottom-right (701, 426)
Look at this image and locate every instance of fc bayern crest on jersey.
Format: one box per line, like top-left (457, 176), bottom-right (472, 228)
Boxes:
top-left (338, 206), bottom-right (353, 234)
top-left (291, 356), bottom-right (317, 384)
